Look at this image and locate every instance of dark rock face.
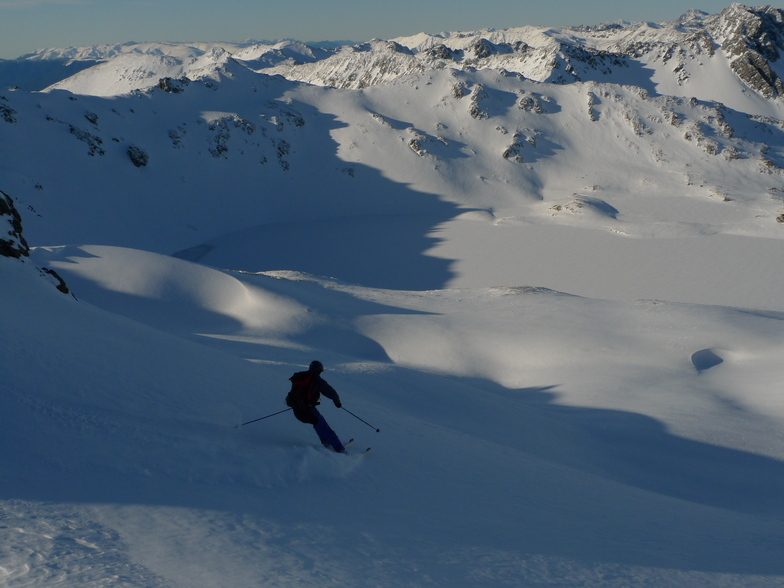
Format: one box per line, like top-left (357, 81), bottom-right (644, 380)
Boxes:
top-left (608, 5), bottom-right (784, 99)
top-left (157, 77), bottom-right (191, 93)
top-left (0, 189), bottom-right (29, 259)
top-left (427, 44), bottom-right (454, 60)
top-left (471, 39), bottom-right (496, 59)
top-left (127, 144), bottom-right (149, 167)
top-left (1, 189), bottom-right (71, 294)
top-left (731, 50), bottom-right (784, 98)
top-left (69, 125), bottom-right (105, 156)
top-left (1, 102), bottom-right (17, 124)
top-left (39, 267), bottom-right (71, 294)
top-left (710, 5), bottom-right (784, 98)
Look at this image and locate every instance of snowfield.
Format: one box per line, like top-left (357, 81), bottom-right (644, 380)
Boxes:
top-left (3, 245), bottom-right (784, 587)
top-left (2, 4), bottom-right (784, 587)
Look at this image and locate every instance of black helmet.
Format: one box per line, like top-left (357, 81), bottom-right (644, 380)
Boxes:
top-left (309, 360), bottom-right (324, 373)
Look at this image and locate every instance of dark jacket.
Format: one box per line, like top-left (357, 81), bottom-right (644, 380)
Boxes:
top-left (290, 371), bottom-right (342, 426)
top-left (310, 373), bottom-right (341, 407)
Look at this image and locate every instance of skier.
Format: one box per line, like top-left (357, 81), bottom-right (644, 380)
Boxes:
top-left (286, 360), bottom-right (346, 453)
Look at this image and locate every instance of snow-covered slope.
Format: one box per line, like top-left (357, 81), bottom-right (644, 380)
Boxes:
top-left (2, 4), bottom-right (784, 587)
top-left (1, 40), bottom-right (332, 95)
top-left (3, 59), bottom-right (784, 304)
top-left (3, 238), bottom-right (784, 587)
top-left (42, 45), bottom-right (270, 98)
top-left (0, 58), bottom-right (98, 92)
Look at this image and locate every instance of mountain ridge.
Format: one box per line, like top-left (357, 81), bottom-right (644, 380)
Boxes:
top-left (4, 4), bottom-right (779, 119)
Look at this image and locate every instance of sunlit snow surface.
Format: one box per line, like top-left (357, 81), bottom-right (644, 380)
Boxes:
top-left (3, 13), bottom-right (784, 586)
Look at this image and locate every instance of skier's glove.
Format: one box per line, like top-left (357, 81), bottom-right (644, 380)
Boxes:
top-left (334, 400), bottom-right (342, 408)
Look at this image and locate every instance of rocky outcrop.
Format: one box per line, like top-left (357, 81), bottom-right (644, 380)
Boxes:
top-left (502, 132), bottom-right (527, 163)
top-left (39, 267), bottom-right (70, 294)
top-left (709, 4), bottom-right (784, 98)
top-left (0, 189), bottom-right (29, 258)
top-left (127, 144), bottom-right (149, 167)
top-left (69, 125), bottom-right (105, 156)
top-left (1, 189), bottom-right (71, 294)
top-left (270, 42), bottom-right (425, 89)
top-left (468, 84), bottom-right (490, 119)
top-left (426, 44), bottom-right (455, 60)
top-left (1, 98), bottom-right (17, 124)
top-left (157, 76), bottom-right (191, 93)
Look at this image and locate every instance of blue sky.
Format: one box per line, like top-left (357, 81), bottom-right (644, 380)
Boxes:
top-left (0, 0), bottom-right (773, 59)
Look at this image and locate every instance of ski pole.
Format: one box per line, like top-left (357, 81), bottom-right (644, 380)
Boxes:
top-left (236, 408), bottom-right (292, 428)
top-left (341, 407), bottom-right (380, 432)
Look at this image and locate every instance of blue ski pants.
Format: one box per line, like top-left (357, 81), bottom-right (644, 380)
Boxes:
top-left (293, 407), bottom-right (345, 453)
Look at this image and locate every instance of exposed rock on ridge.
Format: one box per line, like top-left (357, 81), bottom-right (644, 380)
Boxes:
top-left (1, 189), bottom-right (29, 259)
top-left (707, 3), bottom-right (784, 98)
top-left (1, 190), bottom-right (71, 293)
top-left (19, 4), bottom-right (784, 116)
top-left (259, 4), bottom-right (784, 106)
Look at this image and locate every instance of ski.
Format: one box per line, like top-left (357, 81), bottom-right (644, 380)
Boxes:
top-left (345, 447), bottom-right (370, 456)
top-left (320, 439), bottom-right (353, 453)
top-left (342, 439), bottom-right (371, 455)
top-left (322, 439), bottom-right (370, 455)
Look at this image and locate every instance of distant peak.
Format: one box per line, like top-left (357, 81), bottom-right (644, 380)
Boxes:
top-left (678, 8), bottom-right (710, 25)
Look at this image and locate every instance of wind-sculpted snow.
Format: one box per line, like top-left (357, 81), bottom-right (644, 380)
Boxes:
top-left (31, 245), bottom-right (311, 336)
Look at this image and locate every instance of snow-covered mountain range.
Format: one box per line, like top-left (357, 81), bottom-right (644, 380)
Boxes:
top-left (2, 4), bottom-right (784, 587)
top-left (3, 3), bottom-right (783, 117)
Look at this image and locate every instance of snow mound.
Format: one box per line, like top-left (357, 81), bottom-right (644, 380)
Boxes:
top-left (549, 194), bottom-right (620, 220)
top-left (30, 245), bottom-right (309, 335)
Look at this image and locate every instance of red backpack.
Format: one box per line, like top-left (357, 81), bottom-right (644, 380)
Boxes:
top-left (285, 371), bottom-right (317, 409)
